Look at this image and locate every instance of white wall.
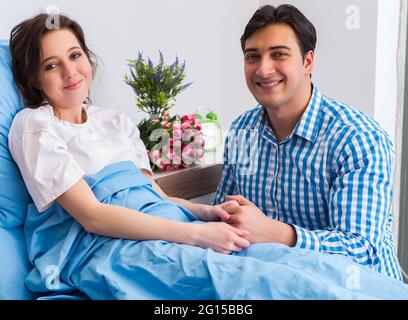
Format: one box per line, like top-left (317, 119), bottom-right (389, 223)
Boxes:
top-left (2, 1), bottom-right (399, 138)
top-left (0, 0), bottom-right (259, 130)
top-left (374, 0), bottom-right (401, 144)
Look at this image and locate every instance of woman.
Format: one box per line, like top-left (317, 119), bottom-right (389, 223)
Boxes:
top-left (9, 13), bottom-right (249, 254)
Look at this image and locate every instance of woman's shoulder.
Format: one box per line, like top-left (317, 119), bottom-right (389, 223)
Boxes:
top-left (90, 105), bottom-right (134, 126)
top-left (90, 105), bottom-right (127, 118)
top-left (9, 105), bottom-right (54, 140)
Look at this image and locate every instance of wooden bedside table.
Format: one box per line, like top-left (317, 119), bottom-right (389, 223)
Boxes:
top-left (154, 163), bottom-right (222, 199)
top-left (153, 150), bottom-right (223, 200)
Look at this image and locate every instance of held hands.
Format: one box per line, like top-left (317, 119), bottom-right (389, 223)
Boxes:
top-left (219, 195), bottom-right (296, 246)
top-left (189, 194), bottom-right (295, 253)
top-left (191, 222), bottom-right (250, 254)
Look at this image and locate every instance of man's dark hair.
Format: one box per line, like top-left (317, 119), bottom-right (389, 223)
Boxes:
top-left (240, 4), bottom-right (317, 58)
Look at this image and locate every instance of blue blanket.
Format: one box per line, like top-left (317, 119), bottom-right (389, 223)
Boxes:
top-left (24, 161), bottom-right (408, 299)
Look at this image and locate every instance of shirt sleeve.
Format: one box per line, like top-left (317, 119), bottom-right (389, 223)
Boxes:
top-left (9, 129), bottom-right (84, 212)
top-left (119, 113), bottom-right (152, 174)
top-left (213, 130), bottom-right (238, 204)
top-left (291, 130), bottom-right (394, 269)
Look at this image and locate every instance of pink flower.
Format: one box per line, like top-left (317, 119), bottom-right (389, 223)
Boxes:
top-left (173, 122), bottom-right (181, 130)
top-left (190, 114), bottom-right (198, 120)
top-left (181, 122), bottom-right (191, 131)
top-left (173, 129), bottom-right (182, 139)
top-left (164, 164), bottom-right (175, 171)
top-left (173, 139), bottom-right (182, 148)
top-left (182, 115), bottom-right (190, 122)
top-left (196, 148), bottom-right (204, 158)
top-left (162, 110), bottom-right (170, 118)
top-left (193, 123), bottom-right (202, 131)
top-left (172, 154), bottom-right (182, 164)
top-left (155, 159), bottom-right (165, 169)
top-left (195, 136), bottom-right (205, 147)
top-left (189, 149), bottom-right (197, 158)
top-left (151, 149), bottom-right (161, 162)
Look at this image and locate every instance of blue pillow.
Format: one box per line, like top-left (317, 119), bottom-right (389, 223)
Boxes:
top-left (0, 40), bottom-right (32, 228)
top-left (0, 40), bottom-right (35, 299)
top-left (0, 226), bottom-right (37, 299)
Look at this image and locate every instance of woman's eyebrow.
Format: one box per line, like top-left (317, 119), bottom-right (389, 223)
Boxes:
top-left (42, 46), bottom-right (81, 64)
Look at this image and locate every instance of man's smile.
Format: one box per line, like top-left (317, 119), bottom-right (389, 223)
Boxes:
top-left (255, 79), bottom-right (283, 89)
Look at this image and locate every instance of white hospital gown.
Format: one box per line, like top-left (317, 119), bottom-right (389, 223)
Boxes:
top-left (8, 104), bottom-right (152, 212)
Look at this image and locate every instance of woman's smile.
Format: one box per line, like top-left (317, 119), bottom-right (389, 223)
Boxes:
top-left (64, 79), bottom-right (83, 90)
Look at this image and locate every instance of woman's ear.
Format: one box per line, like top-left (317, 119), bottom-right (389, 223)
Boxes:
top-left (32, 81), bottom-right (41, 90)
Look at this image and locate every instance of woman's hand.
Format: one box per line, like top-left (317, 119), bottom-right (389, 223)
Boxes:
top-left (190, 222), bottom-right (250, 254)
top-left (195, 200), bottom-right (241, 222)
top-left (195, 204), bottom-right (229, 222)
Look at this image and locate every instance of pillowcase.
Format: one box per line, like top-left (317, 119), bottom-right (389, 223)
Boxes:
top-left (0, 226), bottom-right (37, 299)
top-left (0, 40), bottom-right (36, 299)
top-left (0, 40), bottom-right (32, 228)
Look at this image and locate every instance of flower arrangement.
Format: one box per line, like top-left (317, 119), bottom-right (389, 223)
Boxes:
top-left (124, 51), bottom-right (192, 116)
top-left (124, 52), bottom-right (205, 171)
top-left (138, 109), bottom-right (205, 171)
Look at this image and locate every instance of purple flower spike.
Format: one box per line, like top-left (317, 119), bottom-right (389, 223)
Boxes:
top-left (159, 50), bottom-right (164, 65)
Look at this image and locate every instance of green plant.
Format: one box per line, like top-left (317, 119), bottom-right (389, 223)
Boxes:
top-left (124, 51), bottom-right (192, 116)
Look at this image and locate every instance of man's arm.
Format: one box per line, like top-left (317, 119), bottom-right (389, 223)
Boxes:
top-left (223, 129), bottom-right (396, 271)
top-left (290, 130), bottom-right (394, 264)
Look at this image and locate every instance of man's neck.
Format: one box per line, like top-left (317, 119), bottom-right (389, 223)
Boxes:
top-left (265, 83), bottom-right (313, 142)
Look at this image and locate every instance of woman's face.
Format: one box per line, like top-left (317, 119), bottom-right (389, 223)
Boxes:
top-left (37, 28), bottom-right (93, 110)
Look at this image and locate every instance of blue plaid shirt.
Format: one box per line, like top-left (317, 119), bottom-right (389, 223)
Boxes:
top-left (214, 86), bottom-right (402, 281)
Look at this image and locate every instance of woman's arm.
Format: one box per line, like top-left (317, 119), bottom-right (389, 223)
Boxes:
top-left (140, 169), bottom-right (231, 222)
top-left (56, 178), bottom-right (249, 253)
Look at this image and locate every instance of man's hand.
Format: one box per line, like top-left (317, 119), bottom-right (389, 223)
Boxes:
top-left (222, 195), bottom-right (296, 246)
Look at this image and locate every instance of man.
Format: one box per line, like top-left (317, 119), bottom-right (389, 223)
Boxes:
top-left (214, 4), bottom-right (402, 281)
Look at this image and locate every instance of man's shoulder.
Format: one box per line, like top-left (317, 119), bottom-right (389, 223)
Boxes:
top-left (320, 94), bottom-right (386, 136)
top-left (230, 105), bottom-right (262, 130)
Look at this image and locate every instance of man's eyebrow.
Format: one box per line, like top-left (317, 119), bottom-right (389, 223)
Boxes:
top-left (42, 46), bottom-right (81, 64)
top-left (244, 45), bottom-right (291, 54)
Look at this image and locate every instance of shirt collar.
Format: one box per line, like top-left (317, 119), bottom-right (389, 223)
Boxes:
top-left (253, 85), bottom-right (323, 144)
top-left (292, 85), bottom-right (323, 143)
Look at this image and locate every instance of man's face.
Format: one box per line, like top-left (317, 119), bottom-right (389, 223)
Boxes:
top-left (244, 23), bottom-right (314, 113)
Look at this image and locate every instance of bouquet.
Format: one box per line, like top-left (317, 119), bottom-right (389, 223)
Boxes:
top-left (125, 51), bottom-right (204, 171)
top-left (138, 109), bottom-right (205, 171)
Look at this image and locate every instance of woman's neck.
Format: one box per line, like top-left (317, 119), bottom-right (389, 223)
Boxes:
top-left (52, 104), bottom-right (86, 124)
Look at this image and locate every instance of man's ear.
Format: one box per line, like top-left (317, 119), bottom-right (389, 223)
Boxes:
top-left (304, 50), bottom-right (314, 76)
